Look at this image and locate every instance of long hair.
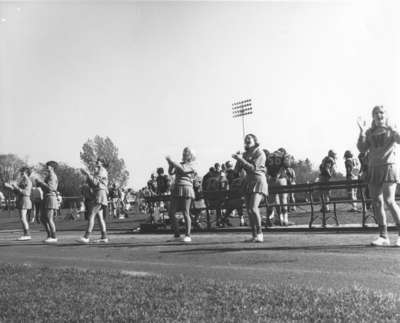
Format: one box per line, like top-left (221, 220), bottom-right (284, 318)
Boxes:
top-left (244, 133), bottom-right (260, 151)
top-left (370, 105), bottom-right (389, 129)
top-left (182, 147), bottom-right (196, 163)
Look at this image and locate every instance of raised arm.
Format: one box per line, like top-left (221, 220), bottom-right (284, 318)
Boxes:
top-left (356, 117), bottom-right (370, 153)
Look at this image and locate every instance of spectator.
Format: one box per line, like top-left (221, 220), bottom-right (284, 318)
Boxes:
top-left (358, 151), bottom-right (371, 210)
top-left (147, 173), bottom-right (158, 195)
top-left (232, 133), bottom-right (268, 242)
top-left (267, 148), bottom-right (294, 226)
top-left (109, 183), bottom-right (120, 218)
top-left (357, 106), bottom-right (400, 247)
top-left (4, 166), bottom-right (33, 241)
top-left (318, 150), bottom-right (337, 212)
top-left (224, 161), bottom-right (246, 226)
top-left (344, 150), bottom-right (360, 212)
top-left (156, 167), bottom-right (171, 195)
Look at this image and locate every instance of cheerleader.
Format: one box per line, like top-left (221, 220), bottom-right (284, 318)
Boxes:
top-left (232, 134), bottom-right (268, 242)
top-left (4, 167), bottom-right (33, 240)
top-left (357, 106), bottom-right (400, 247)
top-left (36, 161), bottom-right (59, 244)
top-left (78, 158), bottom-right (109, 243)
top-left (166, 147), bottom-right (197, 243)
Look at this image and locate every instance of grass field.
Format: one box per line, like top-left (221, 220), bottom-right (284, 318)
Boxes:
top-left (0, 264), bottom-right (399, 322)
top-left (1, 207), bottom-right (399, 322)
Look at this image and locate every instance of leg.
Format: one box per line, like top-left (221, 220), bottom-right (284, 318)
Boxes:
top-left (249, 193), bottom-right (263, 232)
top-left (369, 183), bottom-right (389, 245)
top-left (182, 198), bottom-right (192, 237)
top-left (245, 195), bottom-right (256, 238)
top-left (47, 209), bottom-right (57, 239)
top-left (382, 183), bottom-right (400, 232)
top-left (19, 209), bottom-right (30, 236)
top-left (41, 208), bottom-right (51, 238)
top-left (249, 193), bottom-right (264, 241)
top-left (168, 198), bottom-right (179, 237)
top-left (281, 193), bottom-right (289, 225)
top-left (97, 207), bottom-right (108, 239)
top-left (84, 204), bottom-right (103, 239)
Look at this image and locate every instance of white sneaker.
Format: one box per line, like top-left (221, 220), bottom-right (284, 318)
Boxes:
top-left (371, 236), bottom-right (390, 247)
top-left (44, 237), bottom-right (58, 244)
top-left (17, 236), bottom-right (31, 241)
top-left (77, 237), bottom-right (90, 244)
top-left (95, 238), bottom-right (109, 243)
top-left (254, 233), bottom-right (264, 243)
top-left (395, 237), bottom-right (400, 247)
top-left (182, 236), bottom-right (192, 243)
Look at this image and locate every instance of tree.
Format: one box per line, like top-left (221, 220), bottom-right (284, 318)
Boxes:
top-left (292, 158), bottom-right (319, 184)
top-left (0, 154), bottom-right (26, 187)
top-left (80, 136), bottom-right (129, 187)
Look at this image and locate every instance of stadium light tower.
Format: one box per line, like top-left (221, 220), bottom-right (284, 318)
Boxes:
top-left (232, 99), bottom-right (253, 140)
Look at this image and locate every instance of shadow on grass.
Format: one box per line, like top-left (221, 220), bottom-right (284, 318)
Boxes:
top-left (158, 244), bottom-right (381, 255)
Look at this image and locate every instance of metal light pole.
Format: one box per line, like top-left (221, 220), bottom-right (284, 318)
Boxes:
top-left (232, 99), bottom-right (253, 140)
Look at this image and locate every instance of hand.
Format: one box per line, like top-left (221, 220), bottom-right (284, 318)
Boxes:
top-left (232, 153), bottom-right (241, 160)
top-left (357, 116), bottom-right (367, 133)
top-left (4, 182), bottom-right (13, 189)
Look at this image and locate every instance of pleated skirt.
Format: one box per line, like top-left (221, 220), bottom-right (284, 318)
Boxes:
top-left (171, 185), bottom-right (195, 199)
top-left (243, 174), bottom-right (268, 197)
top-left (16, 196), bottom-right (32, 210)
top-left (367, 164), bottom-right (399, 186)
top-left (44, 195), bottom-right (58, 210)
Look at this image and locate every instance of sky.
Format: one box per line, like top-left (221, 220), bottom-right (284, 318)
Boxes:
top-left (1, 0), bottom-right (400, 189)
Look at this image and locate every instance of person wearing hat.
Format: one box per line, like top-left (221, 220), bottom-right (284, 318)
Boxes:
top-left (357, 106), bottom-right (400, 247)
top-left (318, 150), bottom-right (337, 212)
top-left (344, 150), bottom-right (360, 212)
top-left (4, 167), bottom-right (33, 241)
top-left (36, 161), bottom-right (59, 243)
top-left (78, 158), bottom-right (109, 244)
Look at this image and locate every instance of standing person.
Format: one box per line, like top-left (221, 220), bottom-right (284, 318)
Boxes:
top-left (0, 190), bottom-right (4, 210)
top-left (344, 150), bottom-right (360, 212)
top-left (166, 147), bottom-right (197, 243)
top-left (36, 161), bottom-right (59, 244)
top-left (232, 134), bottom-right (268, 242)
top-left (318, 150), bottom-right (337, 212)
top-left (80, 182), bottom-right (93, 221)
top-left (156, 167), bottom-right (171, 195)
top-left (30, 185), bottom-right (43, 224)
top-left (109, 183), bottom-right (119, 218)
top-left (358, 151), bottom-right (372, 210)
top-left (357, 106), bottom-right (400, 247)
top-left (224, 160), bottom-right (246, 226)
top-left (78, 158), bottom-right (109, 243)
top-left (4, 167), bottom-right (33, 240)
